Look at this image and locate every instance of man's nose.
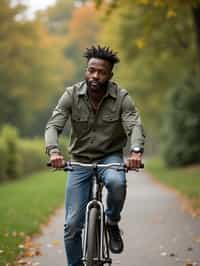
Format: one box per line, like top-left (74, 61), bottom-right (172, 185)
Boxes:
top-left (92, 71), bottom-right (99, 79)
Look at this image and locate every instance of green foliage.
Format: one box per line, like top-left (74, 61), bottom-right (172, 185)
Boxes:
top-left (38, 0), bottom-right (74, 35)
top-left (0, 124), bottom-right (70, 182)
top-left (0, 170), bottom-right (66, 265)
top-left (98, 2), bottom-right (196, 132)
top-left (0, 139), bottom-right (8, 181)
top-left (96, 0), bottom-right (200, 166)
top-left (19, 138), bottom-right (47, 176)
top-left (59, 136), bottom-right (70, 159)
top-left (162, 74), bottom-right (200, 166)
top-left (0, 1), bottom-right (73, 136)
top-left (146, 157), bottom-right (200, 202)
top-left (1, 125), bottom-right (22, 180)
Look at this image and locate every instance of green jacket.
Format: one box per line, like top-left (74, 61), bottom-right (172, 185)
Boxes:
top-left (45, 80), bottom-right (145, 162)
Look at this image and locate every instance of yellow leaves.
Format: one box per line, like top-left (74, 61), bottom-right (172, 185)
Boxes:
top-left (167, 9), bottom-right (176, 18)
top-left (3, 231), bottom-right (25, 238)
top-left (52, 239), bottom-right (60, 246)
top-left (139, 0), bottom-right (163, 6)
top-left (153, 0), bottom-right (164, 7)
top-left (193, 235), bottom-right (200, 243)
top-left (68, 2), bottom-right (101, 50)
top-left (135, 38), bottom-right (145, 49)
top-left (140, 0), bottom-right (149, 5)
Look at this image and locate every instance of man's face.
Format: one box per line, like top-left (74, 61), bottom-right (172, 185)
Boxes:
top-left (85, 58), bottom-right (113, 92)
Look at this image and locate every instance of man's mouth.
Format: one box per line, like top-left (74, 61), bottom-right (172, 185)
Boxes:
top-left (89, 81), bottom-right (99, 88)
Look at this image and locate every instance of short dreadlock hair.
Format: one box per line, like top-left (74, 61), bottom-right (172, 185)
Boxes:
top-left (83, 45), bottom-right (120, 67)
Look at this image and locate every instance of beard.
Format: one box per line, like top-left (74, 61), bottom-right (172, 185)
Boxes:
top-left (86, 79), bottom-right (109, 93)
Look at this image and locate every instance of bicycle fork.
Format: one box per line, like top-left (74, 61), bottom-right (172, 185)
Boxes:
top-left (82, 200), bottom-right (112, 264)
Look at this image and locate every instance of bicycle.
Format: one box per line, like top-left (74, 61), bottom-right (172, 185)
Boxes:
top-left (48, 161), bottom-right (143, 266)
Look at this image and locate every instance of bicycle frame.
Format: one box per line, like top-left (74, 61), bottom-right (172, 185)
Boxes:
top-left (47, 161), bottom-right (143, 265)
top-left (63, 162), bottom-right (127, 265)
top-left (82, 166), bottom-right (111, 265)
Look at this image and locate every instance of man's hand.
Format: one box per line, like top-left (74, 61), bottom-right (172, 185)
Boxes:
top-left (50, 153), bottom-right (65, 169)
top-left (126, 152), bottom-right (143, 170)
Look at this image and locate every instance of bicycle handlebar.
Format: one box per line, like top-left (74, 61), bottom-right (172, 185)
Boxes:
top-left (47, 161), bottom-right (144, 171)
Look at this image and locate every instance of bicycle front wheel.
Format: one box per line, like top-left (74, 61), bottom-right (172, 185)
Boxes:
top-left (86, 207), bottom-right (102, 266)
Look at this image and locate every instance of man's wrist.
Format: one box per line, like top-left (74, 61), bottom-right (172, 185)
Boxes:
top-left (130, 146), bottom-right (144, 154)
top-left (47, 147), bottom-right (61, 156)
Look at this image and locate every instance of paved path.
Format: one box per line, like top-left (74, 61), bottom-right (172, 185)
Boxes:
top-left (27, 171), bottom-right (200, 266)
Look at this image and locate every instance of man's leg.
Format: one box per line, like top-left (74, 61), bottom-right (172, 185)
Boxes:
top-left (64, 166), bottom-right (93, 266)
top-left (98, 153), bottom-right (127, 253)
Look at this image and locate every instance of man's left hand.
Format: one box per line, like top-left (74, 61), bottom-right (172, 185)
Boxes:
top-left (126, 152), bottom-right (143, 169)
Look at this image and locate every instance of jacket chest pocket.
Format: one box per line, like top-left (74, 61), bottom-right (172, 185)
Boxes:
top-left (102, 112), bottom-right (120, 123)
top-left (71, 112), bottom-right (89, 136)
top-left (101, 109), bottom-right (122, 137)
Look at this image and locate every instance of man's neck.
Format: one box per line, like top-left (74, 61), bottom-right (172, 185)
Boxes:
top-left (88, 87), bottom-right (107, 113)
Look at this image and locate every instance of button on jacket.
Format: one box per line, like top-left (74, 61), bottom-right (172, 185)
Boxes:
top-left (45, 80), bottom-right (145, 162)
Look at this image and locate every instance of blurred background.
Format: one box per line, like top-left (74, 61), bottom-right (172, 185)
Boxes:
top-left (1, 1), bottom-right (200, 173)
top-left (1, 1), bottom-right (200, 265)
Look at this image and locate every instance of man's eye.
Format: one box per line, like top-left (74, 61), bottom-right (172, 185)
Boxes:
top-left (100, 71), bottom-right (106, 75)
top-left (88, 68), bottom-right (94, 73)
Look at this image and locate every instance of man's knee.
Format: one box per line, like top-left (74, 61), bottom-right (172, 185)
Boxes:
top-left (64, 219), bottom-right (82, 240)
top-left (105, 171), bottom-right (126, 193)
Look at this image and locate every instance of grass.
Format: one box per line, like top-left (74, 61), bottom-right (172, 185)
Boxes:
top-left (0, 170), bottom-right (67, 266)
top-left (146, 157), bottom-right (200, 212)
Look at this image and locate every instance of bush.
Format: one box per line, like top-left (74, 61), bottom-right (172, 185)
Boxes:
top-left (162, 75), bottom-right (200, 167)
top-left (0, 139), bottom-right (8, 182)
top-left (59, 136), bottom-right (70, 160)
top-left (20, 138), bottom-right (47, 176)
top-left (1, 125), bottom-right (22, 180)
top-left (0, 125), bottom-right (70, 182)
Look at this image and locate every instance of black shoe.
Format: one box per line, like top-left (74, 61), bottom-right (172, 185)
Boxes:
top-left (107, 223), bottom-right (124, 254)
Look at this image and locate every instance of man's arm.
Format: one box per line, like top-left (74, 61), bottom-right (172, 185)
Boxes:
top-left (45, 88), bottom-right (72, 167)
top-left (121, 94), bottom-right (145, 169)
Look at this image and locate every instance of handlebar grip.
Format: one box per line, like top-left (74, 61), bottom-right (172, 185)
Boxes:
top-left (140, 163), bottom-right (144, 169)
top-left (47, 161), bottom-right (52, 167)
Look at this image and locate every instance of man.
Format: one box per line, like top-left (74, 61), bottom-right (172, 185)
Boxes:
top-left (45, 45), bottom-right (145, 266)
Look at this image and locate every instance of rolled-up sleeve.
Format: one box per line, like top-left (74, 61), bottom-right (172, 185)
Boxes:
top-left (121, 94), bottom-right (145, 151)
top-left (45, 88), bottom-right (72, 154)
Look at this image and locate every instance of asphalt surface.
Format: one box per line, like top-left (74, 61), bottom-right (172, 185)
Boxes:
top-left (26, 171), bottom-right (200, 266)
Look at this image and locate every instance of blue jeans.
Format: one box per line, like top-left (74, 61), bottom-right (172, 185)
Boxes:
top-left (64, 153), bottom-right (127, 266)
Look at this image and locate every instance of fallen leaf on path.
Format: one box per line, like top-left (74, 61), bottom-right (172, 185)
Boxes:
top-left (23, 251), bottom-right (35, 257)
top-left (32, 262), bottom-right (40, 265)
top-left (185, 261), bottom-right (198, 266)
top-left (12, 231), bottom-right (17, 237)
top-left (193, 236), bottom-right (200, 243)
top-left (52, 240), bottom-right (60, 246)
top-left (19, 232), bottom-right (25, 237)
top-left (187, 247), bottom-right (193, 251)
top-left (35, 250), bottom-right (42, 256)
top-left (160, 252), bottom-right (167, 256)
top-left (24, 241), bottom-right (34, 249)
top-left (17, 259), bottom-right (27, 265)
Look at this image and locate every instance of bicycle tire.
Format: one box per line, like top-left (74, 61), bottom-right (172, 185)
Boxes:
top-left (86, 207), bottom-right (101, 266)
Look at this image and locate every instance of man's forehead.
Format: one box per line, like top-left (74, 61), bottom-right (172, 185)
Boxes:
top-left (87, 58), bottom-right (112, 69)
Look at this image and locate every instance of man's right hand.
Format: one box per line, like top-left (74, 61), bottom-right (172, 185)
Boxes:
top-left (50, 153), bottom-right (65, 168)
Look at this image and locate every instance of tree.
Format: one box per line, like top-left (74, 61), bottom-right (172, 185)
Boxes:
top-left (93, 0), bottom-right (200, 165)
top-left (0, 0), bottom-right (73, 136)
